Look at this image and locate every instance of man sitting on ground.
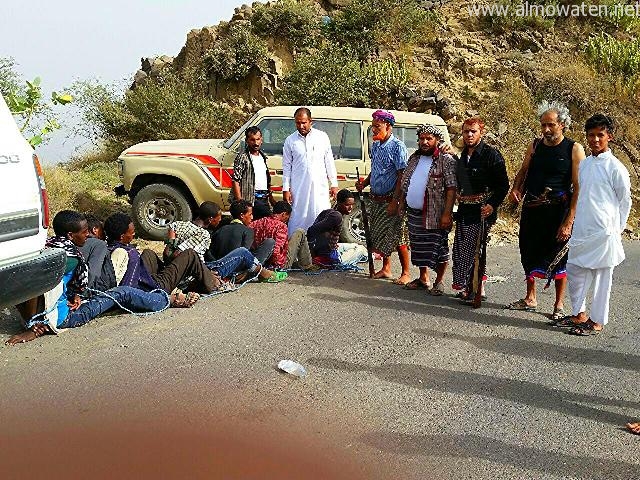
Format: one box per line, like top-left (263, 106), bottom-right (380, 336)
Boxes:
top-left (250, 200), bottom-right (315, 270)
top-left (7, 210), bottom-right (171, 345)
top-left (166, 201), bottom-right (222, 263)
top-left (104, 212), bottom-right (219, 306)
top-left (209, 200), bottom-right (275, 265)
top-left (78, 214), bottom-right (116, 293)
top-left (307, 189), bottom-right (368, 266)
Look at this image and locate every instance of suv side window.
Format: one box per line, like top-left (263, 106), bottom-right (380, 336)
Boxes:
top-left (314, 120), bottom-right (362, 161)
top-left (367, 125), bottom-right (419, 156)
top-left (255, 118), bottom-right (296, 155)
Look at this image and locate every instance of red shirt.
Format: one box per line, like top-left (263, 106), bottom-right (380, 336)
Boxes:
top-left (250, 215), bottom-right (289, 268)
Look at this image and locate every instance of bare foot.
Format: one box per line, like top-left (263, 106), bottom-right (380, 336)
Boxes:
top-left (372, 269), bottom-right (392, 280)
top-left (393, 273), bottom-right (411, 285)
top-left (6, 330), bottom-right (38, 346)
top-left (626, 422), bottom-right (640, 435)
top-left (258, 267), bottom-right (275, 280)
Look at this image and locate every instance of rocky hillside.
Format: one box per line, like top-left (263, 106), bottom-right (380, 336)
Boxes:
top-left (128, 0), bottom-right (639, 227)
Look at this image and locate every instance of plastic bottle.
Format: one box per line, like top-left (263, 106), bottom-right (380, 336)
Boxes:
top-left (278, 360), bottom-right (307, 377)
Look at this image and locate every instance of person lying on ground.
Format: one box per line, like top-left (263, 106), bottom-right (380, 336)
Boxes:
top-left (250, 200), bottom-right (316, 270)
top-left (104, 212), bottom-right (219, 301)
top-left (307, 189), bottom-right (368, 267)
top-left (78, 214), bottom-right (117, 293)
top-left (166, 201), bottom-right (221, 263)
top-left (209, 200), bottom-right (274, 265)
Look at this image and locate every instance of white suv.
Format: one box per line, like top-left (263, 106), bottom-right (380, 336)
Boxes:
top-left (0, 94), bottom-right (65, 308)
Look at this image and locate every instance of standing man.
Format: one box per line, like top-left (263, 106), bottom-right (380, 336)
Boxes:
top-left (557, 114), bottom-right (631, 335)
top-left (356, 110), bottom-right (411, 284)
top-left (282, 107), bottom-right (339, 235)
top-left (399, 125), bottom-right (456, 295)
top-left (452, 117), bottom-right (510, 302)
top-left (507, 101), bottom-right (586, 319)
top-left (230, 126), bottom-right (273, 219)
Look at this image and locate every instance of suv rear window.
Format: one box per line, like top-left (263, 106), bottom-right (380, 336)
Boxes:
top-left (255, 118), bottom-right (362, 161)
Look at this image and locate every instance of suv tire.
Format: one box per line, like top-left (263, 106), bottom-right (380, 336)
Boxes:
top-left (132, 183), bottom-right (192, 240)
top-left (340, 203), bottom-right (366, 246)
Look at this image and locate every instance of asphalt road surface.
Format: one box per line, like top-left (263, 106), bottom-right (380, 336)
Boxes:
top-left (1, 243), bottom-right (639, 479)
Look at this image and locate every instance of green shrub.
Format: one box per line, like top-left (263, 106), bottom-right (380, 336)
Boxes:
top-left (251, 0), bottom-right (320, 50)
top-left (73, 71), bottom-right (241, 153)
top-left (204, 23), bottom-right (269, 81)
top-left (585, 33), bottom-right (640, 78)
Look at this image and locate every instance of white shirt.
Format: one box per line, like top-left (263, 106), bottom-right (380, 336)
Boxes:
top-left (282, 128), bottom-right (338, 234)
top-left (406, 155), bottom-right (433, 210)
top-left (568, 150), bottom-right (631, 268)
top-left (251, 153), bottom-right (268, 191)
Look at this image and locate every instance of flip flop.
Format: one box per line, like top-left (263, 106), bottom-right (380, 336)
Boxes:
top-left (259, 271), bottom-right (288, 283)
top-left (568, 321), bottom-right (602, 336)
top-left (505, 299), bottom-right (536, 311)
top-left (404, 278), bottom-right (430, 290)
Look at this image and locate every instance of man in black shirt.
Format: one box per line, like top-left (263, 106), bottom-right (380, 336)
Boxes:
top-left (452, 117), bottom-right (509, 302)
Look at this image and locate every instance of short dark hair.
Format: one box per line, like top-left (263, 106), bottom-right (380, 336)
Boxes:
top-left (245, 126), bottom-right (262, 138)
top-left (230, 200), bottom-right (252, 219)
top-left (84, 213), bottom-right (103, 232)
top-left (336, 189), bottom-right (354, 204)
top-left (585, 113), bottom-right (615, 134)
top-left (197, 201), bottom-right (220, 220)
top-left (104, 212), bottom-right (133, 242)
top-left (273, 200), bottom-right (292, 214)
top-left (294, 107), bottom-right (311, 119)
top-left (52, 210), bottom-right (86, 237)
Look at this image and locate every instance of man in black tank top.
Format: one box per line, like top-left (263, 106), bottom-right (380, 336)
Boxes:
top-left (506, 101), bottom-right (585, 319)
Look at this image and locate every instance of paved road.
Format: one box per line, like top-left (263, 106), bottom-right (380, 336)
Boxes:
top-left (1, 243), bottom-right (639, 479)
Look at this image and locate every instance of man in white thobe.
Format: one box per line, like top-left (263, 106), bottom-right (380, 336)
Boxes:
top-left (564, 114), bottom-right (631, 335)
top-left (282, 108), bottom-right (338, 235)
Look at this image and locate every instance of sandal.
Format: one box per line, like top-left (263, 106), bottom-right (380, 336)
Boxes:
top-left (568, 320), bottom-right (602, 336)
top-left (170, 290), bottom-right (200, 308)
top-left (551, 307), bottom-right (566, 321)
top-left (550, 315), bottom-right (582, 328)
top-left (429, 281), bottom-right (445, 296)
top-left (404, 278), bottom-right (430, 290)
top-left (505, 299), bottom-right (536, 311)
top-left (259, 270), bottom-right (288, 283)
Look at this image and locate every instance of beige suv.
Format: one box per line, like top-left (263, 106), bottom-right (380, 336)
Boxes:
top-left (115, 106), bottom-right (449, 241)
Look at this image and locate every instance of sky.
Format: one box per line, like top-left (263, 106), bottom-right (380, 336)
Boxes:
top-left (2, 0), bottom-right (261, 163)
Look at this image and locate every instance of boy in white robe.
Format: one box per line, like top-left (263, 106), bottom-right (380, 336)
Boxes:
top-left (555, 114), bottom-right (631, 335)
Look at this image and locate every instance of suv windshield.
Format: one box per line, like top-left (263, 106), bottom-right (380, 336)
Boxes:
top-left (223, 112), bottom-right (260, 150)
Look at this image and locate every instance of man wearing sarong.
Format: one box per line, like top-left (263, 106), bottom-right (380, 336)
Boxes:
top-left (507, 101), bottom-right (585, 319)
top-left (552, 114), bottom-right (631, 335)
top-left (452, 117), bottom-right (509, 302)
top-left (399, 125), bottom-right (456, 295)
top-left (355, 110), bottom-right (411, 284)
top-left (282, 108), bottom-right (338, 235)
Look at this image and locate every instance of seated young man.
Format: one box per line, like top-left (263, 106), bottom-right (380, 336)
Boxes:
top-left (307, 189), bottom-right (368, 266)
top-left (7, 211), bottom-right (170, 345)
top-left (166, 201), bottom-right (222, 263)
top-left (250, 200), bottom-right (315, 270)
top-left (78, 214), bottom-right (117, 292)
top-left (209, 200), bottom-right (275, 265)
top-left (104, 212), bottom-right (219, 304)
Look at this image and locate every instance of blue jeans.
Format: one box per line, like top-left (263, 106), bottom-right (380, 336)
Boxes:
top-left (205, 247), bottom-right (260, 278)
top-left (61, 286), bottom-right (168, 328)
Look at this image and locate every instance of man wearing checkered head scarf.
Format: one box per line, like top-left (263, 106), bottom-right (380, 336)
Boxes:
top-left (355, 110), bottom-right (411, 284)
top-left (398, 123), bottom-right (456, 295)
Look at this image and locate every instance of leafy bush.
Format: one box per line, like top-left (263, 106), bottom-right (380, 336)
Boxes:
top-left (73, 71), bottom-right (241, 153)
top-left (204, 23), bottom-right (269, 81)
top-left (585, 33), bottom-right (640, 78)
top-left (324, 0), bottom-right (438, 60)
top-left (0, 57), bottom-right (20, 97)
top-left (251, 0), bottom-right (320, 50)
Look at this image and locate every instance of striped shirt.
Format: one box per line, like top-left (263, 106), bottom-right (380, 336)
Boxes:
top-left (370, 134), bottom-right (408, 196)
top-left (169, 221), bottom-right (211, 262)
top-left (228, 149), bottom-right (271, 204)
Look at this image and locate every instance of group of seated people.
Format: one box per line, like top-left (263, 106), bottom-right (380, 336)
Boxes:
top-left (6, 189), bottom-right (366, 345)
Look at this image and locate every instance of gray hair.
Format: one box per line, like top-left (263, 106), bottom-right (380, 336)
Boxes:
top-left (537, 100), bottom-right (571, 129)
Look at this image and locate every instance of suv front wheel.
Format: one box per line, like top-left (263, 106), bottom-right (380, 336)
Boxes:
top-left (340, 203), bottom-right (366, 246)
top-left (132, 183), bottom-right (192, 240)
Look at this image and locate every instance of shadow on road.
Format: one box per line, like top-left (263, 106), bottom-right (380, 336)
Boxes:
top-left (414, 328), bottom-right (640, 372)
top-left (307, 357), bottom-right (639, 426)
top-left (360, 431), bottom-right (639, 480)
